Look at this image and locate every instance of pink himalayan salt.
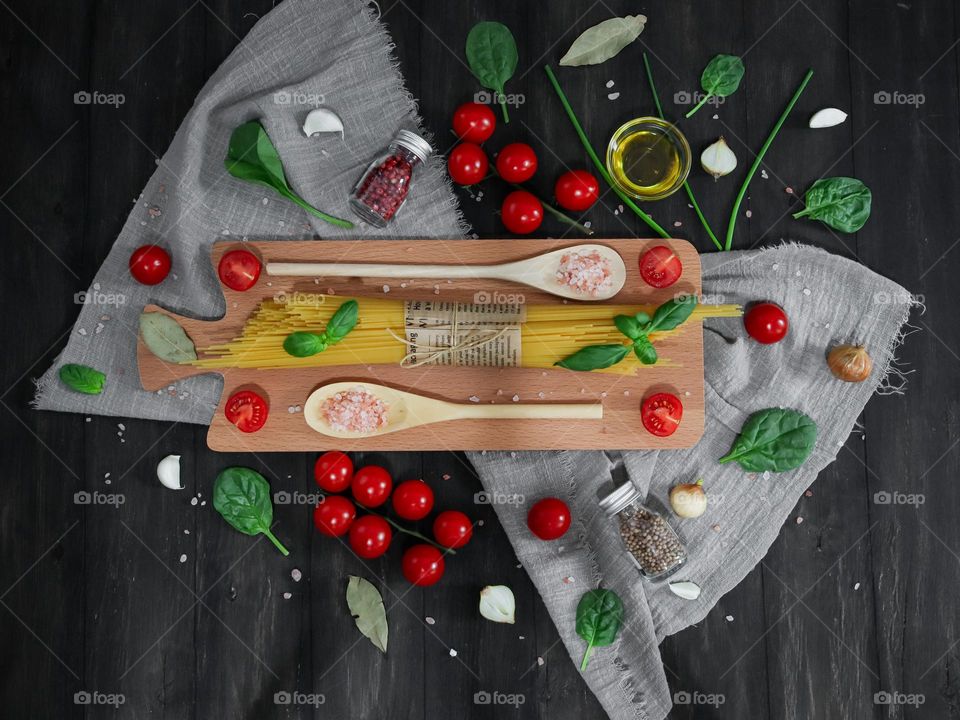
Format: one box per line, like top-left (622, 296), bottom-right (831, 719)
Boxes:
top-left (321, 387), bottom-right (388, 434)
top-left (555, 250), bottom-right (612, 297)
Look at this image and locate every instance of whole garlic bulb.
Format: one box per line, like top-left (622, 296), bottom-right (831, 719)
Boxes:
top-left (827, 344), bottom-right (872, 382)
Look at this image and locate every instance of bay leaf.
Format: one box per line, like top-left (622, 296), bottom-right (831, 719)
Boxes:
top-left (559, 15), bottom-right (647, 67)
top-left (139, 312), bottom-right (198, 364)
top-left (346, 575), bottom-right (388, 653)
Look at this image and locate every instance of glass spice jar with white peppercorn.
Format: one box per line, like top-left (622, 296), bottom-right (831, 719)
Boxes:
top-left (599, 482), bottom-right (686, 579)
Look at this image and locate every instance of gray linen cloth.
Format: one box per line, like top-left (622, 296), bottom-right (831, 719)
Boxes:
top-left (34, 1), bottom-right (914, 718)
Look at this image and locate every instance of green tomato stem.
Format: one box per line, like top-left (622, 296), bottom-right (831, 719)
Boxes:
top-left (504, 180), bottom-right (593, 236)
top-left (543, 65), bottom-right (671, 240)
top-left (684, 93), bottom-right (712, 118)
top-left (366, 508), bottom-right (456, 555)
top-left (724, 69), bottom-right (814, 251)
top-left (262, 528), bottom-right (290, 556)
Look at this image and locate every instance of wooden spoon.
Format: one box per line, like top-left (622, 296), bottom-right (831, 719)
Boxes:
top-left (266, 243), bottom-right (626, 301)
top-left (303, 382), bottom-right (603, 438)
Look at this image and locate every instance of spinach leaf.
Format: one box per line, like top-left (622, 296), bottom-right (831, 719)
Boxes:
top-left (59, 364), bottom-right (105, 395)
top-left (225, 121), bottom-right (353, 229)
top-left (555, 344), bottom-right (630, 371)
top-left (648, 295), bottom-right (698, 332)
top-left (283, 332), bottom-right (326, 358)
top-left (324, 299), bottom-right (359, 343)
top-left (212, 467), bottom-right (289, 555)
top-left (718, 408), bottom-right (817, 472)
top-left (686, 54), bottom-right (745, 118)
top-left (139, 312), bottom-right (198, 363)
top-left (575, 588), bottom-right (624, 671)
top-left (792, 177), bottom-right (872, 233)
top-left (633, 336), bottom-right (658, 365)
top-left (465, 22), bottom-right (518, 123)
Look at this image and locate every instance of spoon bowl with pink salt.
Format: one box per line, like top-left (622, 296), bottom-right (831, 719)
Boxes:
top-left (303, 382), bottom-right (603, 438)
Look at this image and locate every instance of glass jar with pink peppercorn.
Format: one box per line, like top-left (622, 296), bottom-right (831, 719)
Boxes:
top-left (349, 129), bottom-right (433, 227)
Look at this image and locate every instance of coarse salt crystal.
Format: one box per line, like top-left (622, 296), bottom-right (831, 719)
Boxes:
top-left (449, 649), bottom-right (457, 657)
top-left (606, 80), bottom-right (615, 88)
top-left (725, 615), bottom-right (734, 622)
top-left (383, 284), bottom-right (390, 293)
top-left (321, 387), bottom-right (389, 434)
top-left (283, 592), bottom-right (292, 600)
top-left (468, 395), bottom-right (480, 403)
top-left (179, 554), bottom-right (187, 563)
top-left (555, 250), bottom-right (612, 297)
top-left (512, 394), bottom-right (520, 402)
top-left (425, 616), bottom-right (435, 625)
top-left (291, 569), bottom-right (302, 582)
top-left (607, 92), bottom-right (620, 100)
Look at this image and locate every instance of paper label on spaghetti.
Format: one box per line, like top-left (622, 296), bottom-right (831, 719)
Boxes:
top-left (403, 301), bottom-right (524, 367)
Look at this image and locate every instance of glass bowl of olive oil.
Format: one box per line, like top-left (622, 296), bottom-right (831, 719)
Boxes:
top-left (606, 117), bottom-right (691, 201)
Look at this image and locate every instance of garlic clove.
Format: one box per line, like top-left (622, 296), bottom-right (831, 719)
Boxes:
top-left (479, 585), bottom-right (516, 624)
top-left (668, 580), bottom-right (701, 600)
top-left (827, 344), bottom-right (872, 382)
top-left (700, 137), bottom-right (737, 179)
top-left (809, 108), bottom-right (848, 129)
top-left (302, 108), bottom-right (345, 138)
top-left (157, 454), bottom-right (183, 490)
top-left (669, 479), bottom-right (707, 518)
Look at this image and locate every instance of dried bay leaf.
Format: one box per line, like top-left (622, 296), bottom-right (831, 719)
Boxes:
top-left (139, 312), bottom-right (198, 364)
top-left (559, 15), bottom-right (647, 67)
top-left (346, 576), bottom-right (388, 653)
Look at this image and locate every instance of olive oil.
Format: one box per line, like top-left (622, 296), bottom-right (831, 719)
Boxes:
top-left (609, 130), bottom-right (682, 198)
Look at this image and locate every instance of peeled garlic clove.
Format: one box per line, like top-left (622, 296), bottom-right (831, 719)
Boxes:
top-left (668, 580), bottom-right (701, 600)
top-left (827, 344), bottom-right (872, 382)
top-left (669, 479), bottom-right (707, 518)
top-left (809, 108), bottom-right (848, 129)
top-left (479, 585), bottom-right (516, 624)
top-left (700, 137), bottom-right (737, 179)
top-left (302, 108), bottom-right (344, 138)
top-left (157, 454), bottom-right (183, 490)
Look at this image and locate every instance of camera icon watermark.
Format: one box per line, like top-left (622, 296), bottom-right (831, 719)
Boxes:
top-left (873, 490), bottom-right (924, 507)
top-left (474, 490), bottom-right (525, 506)
top-left (473, 690), bottom-right (525, 707)
top-left (873, 90), bottom-right (925, 108)
top-left (273, 90), bottom-right (326, 106)
top-left (75, 283), bottom-right (126, 307)
top-left (74, 490), bottom-right (125, 508)
top-left (274, 490), bottom-right (323, 506)
top-left (74, 691), bottom-right (125, 707)
top-left (872, 290), bottom-right (922, 306)
top-left (874, 690), bottom-right (925, 707)
top-left (473, 290), bottom-right (526, 305)
top-left (474, 90), bottom-right (526, 109)
top-left (672, 90), bottom-right (725, 108)
top-left (74, 90), bottom-right (125, 108)
top-left (273, 290), bottom-right (327, 307)
top-left (673, 690), bottom-right (725, 707)
top-left (273, 690), bottom-right (325, 707)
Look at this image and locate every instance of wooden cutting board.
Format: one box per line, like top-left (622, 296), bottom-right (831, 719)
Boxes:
top-left (137, 239), bottom-right (704, 452)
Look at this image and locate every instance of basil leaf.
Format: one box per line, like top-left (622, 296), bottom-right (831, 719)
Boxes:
top-left (686, 54), bottom-right (744, 118)
top-left (59, 364), bottom-right (105, 395)
top-left (139, 312), bottom-right (198, 363)
top-left (212, 467), bottom-right (289, 555)
top-left (465, 22), bottom-right (518, 123)
top-left (559, 15), bottom-right (646, 67)
top-left (613, 314), bottom-right (642, 340)
top-left (648, 295), bottom-right (698, 332)
top-left (633, 336), bottom-right (658, 365)
top-left (575, 588), bottom-right (623, 671)
top-left (718, 408), bottom-right (817, 472)
top-left (792, 177), bottom-right (872, 233)
top-left (634, 311), bottom-right (651, 326)
top-left (346, 576), bottom-right (388, 653)
top-left (325, 299), bottom-right (359, 344)
top-left (283, 332), bottom-right (326, 358)
top-left (556, 344), bottom-right (630, 371)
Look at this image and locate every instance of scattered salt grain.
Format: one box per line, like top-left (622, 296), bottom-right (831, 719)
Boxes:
top-left (469, 395), bottom-right (480, 403)
top-left (854, 582), bottom-right (861, 591)
top-left (78, 328), bottom-right (87, 336)
top-left (785, 186), bottom-right (794, 194)
top-left (772, 263), bottom-right (779, 270)
top-left (283, 592), bottom-right (292, 600)
top-left (425, 616), bottom-right (435, 625)
top-left (796, 517), bottom-right (804, 524)
top-left (537, 656), bottom-right (545, 666)
top-left (712, 524), bottom-right (721, 532)
top-left (519, 635), bottom-right (525, 640)
top-left (762, 470), bottom-right (771, 480)
top-left (537, 391), bottom-right (545, 399)
top-left (803, 288), bottom-right (811, 296)
top-left (478, 519), bottom-right (485, 527)
top-left (382, 284), bottom-right (390, 293)
top-left (510, 452), bottom-right (517, 458)
top-left (86, 417), bottom-right (92, 422)
top-left (805, 489), bottom-right (813, 497)
top-left (725, 615), bottom-right (734, 622)
top-left (745, 210), bottom-right (753, 218)
top-left (442, 474), bottom-right (451, 480)
top-left (605, 80), bottom-right (615, 88)
top-left (291, 569), bottom-right (302, 582)
top-left (184, 529), bottom-right (190, 535)
top-left (179, 554), bottom-right (187, 563)
top-left (190, 497), bottom-right (198, 506)
top-left (607, 92), bottom-right (620, 100)
top-left (449, 649), bottom-right (458, 657)
top-left (761, 169), bottom-right (769, 180)
top-left (512, 394), bottom-right (520, 402)
top-left (562, 576), bottom-right (575, 584)
top-left (712, 113), bottom-right (719, 120)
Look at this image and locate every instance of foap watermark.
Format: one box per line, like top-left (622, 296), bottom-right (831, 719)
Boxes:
top-left (273, 691), bottom-right (325, 707)
top-left (873, 290), bottom-right (922, 306)
top-left (473, 290), bottom-right (526, 305)
top-left (273, 290), bottom-right (328, 307)
top-left (274, 490), bottom-right (323, 506)
top-left (74, 90), bottom-right (125, 108)
top-left (874, 690), bottom-right (925, 707)
top-left (873, 90), bottom-right (925, 108)
top-left (74, 490), bottom-right (125, 508)
top-left (474, 90), bottom-right (525, 109)
top-left (673, 690), bottom-right (725, 708)
top-left (473, 690), bottom-right (525, 708)
top-left (675, 291), bottom-right (726, 305)
top-left (474, 490), bottom-right (525, 506)
top-left (672, 90), bottom-right (725, 109)
top-left (74, 691), bottom-right (125, 708)
top-left (873, 490), bottom-right (925, 507)
top-left (273, 90), bottom-right (326, 106)
top-left (75, 283), bottom-right (126, 307)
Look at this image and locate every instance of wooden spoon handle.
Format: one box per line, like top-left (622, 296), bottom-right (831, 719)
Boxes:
top-left (454, 403), bottom-right (603, 421)
top-left (266, 261), bottom-right (497, 281)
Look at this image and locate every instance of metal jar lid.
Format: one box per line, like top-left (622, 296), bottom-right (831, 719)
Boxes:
top-left (598, 482), bottom-right (642, 517)
top-left (393, 129), bottom-right (433, 163)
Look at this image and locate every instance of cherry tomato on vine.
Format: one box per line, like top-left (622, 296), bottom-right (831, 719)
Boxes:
top-left (452, 102), bottom-right (496, 144)
top-left (351, 465), bottom-right (393, 508)
top-left (501, 190), bottom-right (543, 234)
top-left (639, 246), bottom-right (683, 288)
top-left (526, 498), bottom-right (571, 541)
top-left (554, 170), bottom-right (599, 212)
top-left (641, 392), bottom-right (683, 437)
top-left (447, 142), bottom-right (488, 185)
top-left (313, 495), bottom-right (356, 537)
top-left (392, 480), bottom-right (434, 521)
top-left (348, 515), bottom-right (393, 559)
top-left (432, 510), bottom-right (473, 549)
top-left (224, 390), bottom-right (268, 433)
top-left (402, 544), bottom-right (445, 586)
top-left (495, 142), bottom-right (538, 183)
top-left (313, 451), bottom-right (353, 493)
top-left (129, 245), bottom-right (171, 285)
top-left (217, 249), bottom-right (262, 291)
top-left (744, 302), bottom-right (789, 344)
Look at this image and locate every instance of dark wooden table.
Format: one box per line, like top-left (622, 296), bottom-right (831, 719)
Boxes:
top-left (2, 1), bottom-right (957, 718)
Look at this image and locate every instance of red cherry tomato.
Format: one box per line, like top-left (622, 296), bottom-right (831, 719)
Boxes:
top-left (501, 190), bottom-right (543, 234)
top-left (348, 515), bottom-right (393, 559)
top-left (452, 102), bottom-right (496, 144)
top-left (495, 142), bottom-right (538, 183)
top-left (432, 510), bottom-right (473, 549)
top-left (129, 245), bottom-right (171, 285)
top-left (554, 170), bottom-right (599, 212)
top-left (217, 249), bottom-right (261, 291)
top-left (351, 465), bottom-right (393, 508)
top-left (224, 390), bottom-right (268, 433)
top-left (447, 142), bottom-right (489, 185)
top-left (641, 392), bottom-right (683, 437)
top-left (313, 451), bottom-right (353, 493)
top-left (402, 544), bottom-right (445, 586)
top-left (526, 498), bottom-right (571, 541)
top-left (639, 246), bottom-right (683, 288)
top-left (313, 495), bottom-right (356, 537)
top-left (744, 302), bottom-right (789, 344)
top-left (392, 480), bottom-right (435, 521)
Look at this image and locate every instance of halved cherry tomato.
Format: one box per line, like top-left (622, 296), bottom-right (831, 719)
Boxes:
top-left (348, 515), bottom-right (393, 559)
top-left (641, 392), bottom-right (683, 437)
top-left (639, 246), bottom-right (683, 288)
top-left (129, 245), bottom-right (171, 285)
top-left (495, 142), bottom-right (538, 183)
top-left (452, 102), bottom-right (496, 144)
top-left (526, 498), bottom-right (570, 540)
top-left (447, 142), bottom-right (488, 185)
top-left (554, 170), bottom-right (599, 212)
top-left (744, 302), bottom-right (789, 344)
top-left (433, 510), bottom-right (473, 548)
top-left (224, 390), bottom-right (268, 433)
top-left (218, 249), bottom-right (262, 291)
top-left (402, 544), bottom-right (445, 586)
top-left (314, 451), bottom-right (353, 493)
top-left (501, 190), bottom-right (543, 234)
top-left (392, 479), bottom-right (434, 521)
top-left (313, 495), bottom-right (356, 537)
top-left (351, 465), bottom-right (393, 508)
